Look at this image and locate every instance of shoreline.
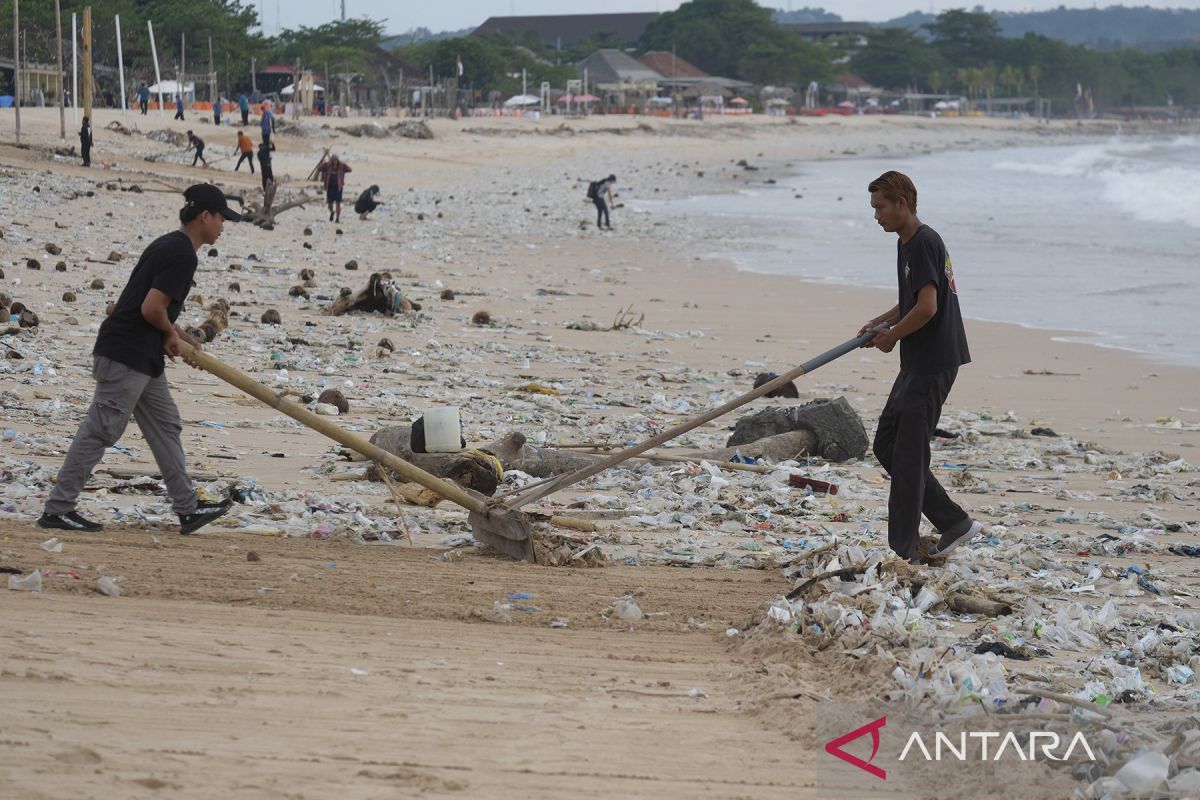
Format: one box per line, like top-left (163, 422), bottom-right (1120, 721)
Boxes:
top-left (633, 133), bottom-right (1200, 372)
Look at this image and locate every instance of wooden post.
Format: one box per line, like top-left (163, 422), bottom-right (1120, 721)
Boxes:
top-left (81, 5), bottom-right (93, 121)
top-left (147, 20), bottom-right (164, 116)
top-left (71, 12), bottom-right (78, 125)
top-left (56, 0), bottom-right (65, 138)
top-left (207, 35), bottom-right (214, 105)
top-left (12, 0), bottom-right (19, 145)
top-left (114, 14), bottom-right (126, 111)
top-left (179, 32), bottom-right (185, 105)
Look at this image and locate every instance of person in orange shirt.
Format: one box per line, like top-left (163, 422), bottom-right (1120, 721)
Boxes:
top-left (233, 130), bottom-right (255, 174)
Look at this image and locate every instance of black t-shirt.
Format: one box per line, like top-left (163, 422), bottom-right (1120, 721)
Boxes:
top-left (896, 225), bottom-right (971, 374)
top-left (94, 230), bottom-right (197, 377)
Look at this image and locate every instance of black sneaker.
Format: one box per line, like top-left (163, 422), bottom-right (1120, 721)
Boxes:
top-left (38, 511), bottom-right (103, 532)
top-left (179, 498), bottom-right (234, 535)
top-left (934, 519), bottom-right (984, 556)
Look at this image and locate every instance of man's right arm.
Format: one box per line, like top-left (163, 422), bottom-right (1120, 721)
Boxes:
top-left (859, 304), bottom-right (899, 336)
top-left (141, 288), bottom-right (181, 357)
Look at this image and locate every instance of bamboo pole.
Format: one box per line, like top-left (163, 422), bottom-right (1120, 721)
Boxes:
top-left (56, 0), bottom-right (65, 138)
top-left (508, 329), bottom-right (881, 508)
top-left (71, 12), bottom-right (77, 125)
top-left (81, 6), bottom-right (92, 121)
top-left (114, 14), bottom-right (126, 111)
top-left (147, 20), bottom-right (163, 116)
top-left (176, 342), bottom-right (490, 516)
top-left (12, 0), bottom-right (19, 145)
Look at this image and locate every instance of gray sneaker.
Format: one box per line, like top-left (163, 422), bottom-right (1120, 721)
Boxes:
top-left (934, 520), bottom-right (984, 556)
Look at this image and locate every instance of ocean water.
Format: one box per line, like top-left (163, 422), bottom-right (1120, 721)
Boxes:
top-left (639, 137), bottom-right (1200, 368)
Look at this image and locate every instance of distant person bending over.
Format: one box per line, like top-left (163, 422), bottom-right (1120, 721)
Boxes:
top-left (588, 174), bottom-right (616, 230)
top-left (355, 184), bottom-right (381, 220)
top-left (318, 153), bottom-right (351, 223)
top-left (186, 131), bottom-right (208, 167)
top-left (38, 183), bottom-right (241, 535)
top-left (859, 170), bottom-right (980, 565)
top-left (234, 130), bottom-right (255, 174)
top-left (239, 93), bottom-right (250, 126)
top-left (174, 94), bottom-right (185, 121)
top-left (79, 116), bottom-right (93, 168)
top-left (257, 141), bottom-right (274, 193)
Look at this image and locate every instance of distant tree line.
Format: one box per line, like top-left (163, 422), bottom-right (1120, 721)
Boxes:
top-left (6, 0), bottom-right (1198, 109)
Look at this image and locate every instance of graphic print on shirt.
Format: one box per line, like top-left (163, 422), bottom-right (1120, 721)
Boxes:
top-left (945, 254), bottom-right (958, 294)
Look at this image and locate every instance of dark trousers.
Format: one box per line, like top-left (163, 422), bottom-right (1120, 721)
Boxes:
top-left (261, 167), bottom-right (273, 192)
top-left (873, 367), bottom-right (968, 559)
top-left (192, 146), bottom-right (205, 166)
top-left (241, 109), bottom-right (249, 126)
top-left (81, 144), bottom-right (91, 166)
top-left (593, 197), bottom-right (609, 227)
top-left (174, 109), bottom-right (184, 120)
top-left (235, 152), bottom-right (255, 173)
top-left (140, 101), bottom-right (148, 115)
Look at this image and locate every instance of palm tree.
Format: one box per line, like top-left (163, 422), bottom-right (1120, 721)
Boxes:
top-left (928, 70), bottom-right (942, 95)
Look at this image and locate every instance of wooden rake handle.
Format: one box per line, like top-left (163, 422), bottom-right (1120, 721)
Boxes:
top-left (506, 328), bottom-right (882, 509)
top-left (176, 341), bottom-right (490, 516)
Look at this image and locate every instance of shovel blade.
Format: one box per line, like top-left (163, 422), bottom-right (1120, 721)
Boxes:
top-left (469, 508), bottom-right (536, 563)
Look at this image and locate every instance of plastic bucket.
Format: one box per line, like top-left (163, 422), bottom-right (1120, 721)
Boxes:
top-left (422, 406), bottom-right (462, 453)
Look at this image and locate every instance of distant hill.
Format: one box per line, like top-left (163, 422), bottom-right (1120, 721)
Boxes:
top-left (878, 6), bottom-right (1200, 51)
top-left (381, 27), bottom-right (474, 50)
top-left (772, 7), bottom-right (842, 24)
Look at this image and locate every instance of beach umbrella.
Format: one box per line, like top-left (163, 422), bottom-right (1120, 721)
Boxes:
top-left (577, 94), bottom-right (599, 103)
top-left (277, 82), bottom-right (321, 95)
top-left (503, 94), bottom-right (541, 107)
top-left (837, 100), bottom-right (855, 109)
top-left (729, 97), bottom-right (750, 106)
top-left (649, 96), bottom-right (673, 105)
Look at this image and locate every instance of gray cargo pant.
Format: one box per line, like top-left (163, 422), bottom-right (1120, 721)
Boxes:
top-left (45, 355), bottom-right (198, 516)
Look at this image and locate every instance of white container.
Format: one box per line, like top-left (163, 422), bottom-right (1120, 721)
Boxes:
top-left (423, 406), bottom-right (462, 453)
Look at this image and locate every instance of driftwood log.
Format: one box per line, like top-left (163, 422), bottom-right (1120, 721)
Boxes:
top-left (364, 429), bottom-right (599, 495)
top-left (324, 272), bottom-right (421, 316)
top-left (361, 427), bottom-right (821, 497)
top-left (242, 185), bottom-right (319, 229)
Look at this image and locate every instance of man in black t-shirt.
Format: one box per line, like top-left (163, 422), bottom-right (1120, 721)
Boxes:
top-left (860, 171), bottom-right (981, 564)
top-left (40, 184), bottom-right (243, 535)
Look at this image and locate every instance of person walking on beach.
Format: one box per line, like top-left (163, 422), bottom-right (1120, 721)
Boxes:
top-left (138, 83), bottom-right (150, 115)
top-left (239, 93), bottom-right (250, 126)
top-left (79, 116), bottom-right (93, 168)
top-left (234, 130), bottom-right (255, 173)
top-left (38, 183), bottom-right (241, 535)
top-left (354, 184), bottom-right (381, 220)
top-left (587, 174), bottom-right (616, 230)
top-left (174, 94), bottom-right (185, 121)
top-left (260, 101), bottom-right (276, 150)
top-left (318, 153), bottom-right (351, 223)
top-left (859, 170), bottom-right (980, 564)
top-left (257, 141), bottom-right (274, 192)
top-left (213, 97), bottom-right (223, 126)
top-left (186, 131), bottom-right (208, 167)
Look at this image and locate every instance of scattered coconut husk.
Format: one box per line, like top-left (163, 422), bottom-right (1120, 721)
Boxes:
top-left (261, 309), bottom-right (282, 325)
top-left (318, 388), bottom-right (350, 414)
top-left (471, 310), bottom-right (491, 326)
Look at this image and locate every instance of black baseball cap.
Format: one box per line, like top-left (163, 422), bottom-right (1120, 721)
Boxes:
top-left (183, 183), bottom-right (244, 222)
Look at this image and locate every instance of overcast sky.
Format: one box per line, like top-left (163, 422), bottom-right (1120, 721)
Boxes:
top-left (254, 2), bottom-right (1200, 36)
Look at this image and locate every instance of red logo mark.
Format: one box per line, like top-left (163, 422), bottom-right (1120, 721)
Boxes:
top-left (824, 716), bottom-right (887, 780)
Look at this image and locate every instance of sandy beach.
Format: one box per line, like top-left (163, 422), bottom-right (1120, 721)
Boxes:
top-left (2, 109), bottom-right (1198, 799)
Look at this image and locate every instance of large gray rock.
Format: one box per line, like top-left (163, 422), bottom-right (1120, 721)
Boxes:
top-left (726, 397), bottom-right (869, 462)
